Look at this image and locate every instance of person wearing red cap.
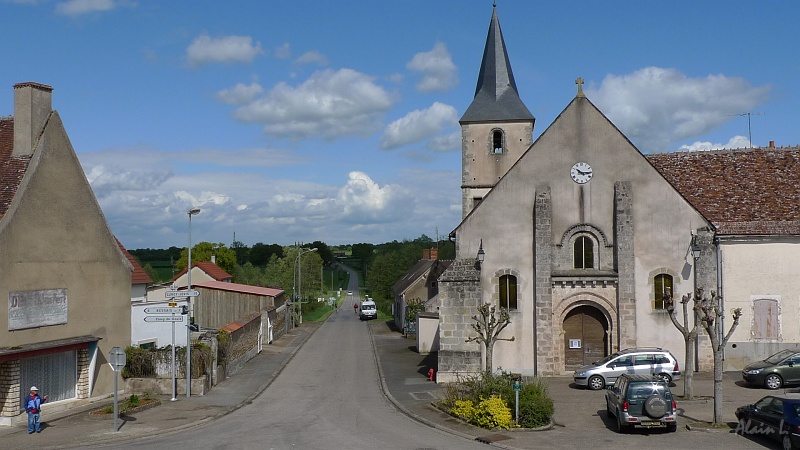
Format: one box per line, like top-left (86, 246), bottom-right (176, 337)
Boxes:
top-left (25, 386), bottom-right (47, 434)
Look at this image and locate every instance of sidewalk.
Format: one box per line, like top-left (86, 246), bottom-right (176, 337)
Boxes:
top-left (0, 323), bottom-right (320, 449)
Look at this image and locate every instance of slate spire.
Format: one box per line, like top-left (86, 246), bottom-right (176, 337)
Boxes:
top-left (460, 5), bottom-right (534, 123)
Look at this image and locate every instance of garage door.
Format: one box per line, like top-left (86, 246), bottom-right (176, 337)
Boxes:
top-left (19, 350), bottom-right (77, 411)
top-left (563, 305), bottom-right (607, 369)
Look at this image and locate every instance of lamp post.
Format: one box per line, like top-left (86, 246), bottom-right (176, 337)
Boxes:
top-left (476, 239), bottom-right (486, 269)
top-left (295, 247), bottom-right (318, 325)
top-left (691, 235), bottom-right (701, 372)
top-left (186, 207), bottom-right (200, 397)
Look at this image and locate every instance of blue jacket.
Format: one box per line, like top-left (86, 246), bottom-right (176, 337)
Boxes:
top-left (25, 394), bottom-right (45, 414)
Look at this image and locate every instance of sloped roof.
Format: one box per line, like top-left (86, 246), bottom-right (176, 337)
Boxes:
top-left (0, 117), bottom-right (31, 221)
top-left (460, 6), bottom-right (534, 123)
top-left (392, 259), bottom-right (454, 295)
top-left (647, 146), bottom-right (800, 235)
top-left (172, 261), bottom-right (233, 282)
top-left (116, 238), bottom-right (153, 285)
top-left (194, 280), bottom-right (283, 297)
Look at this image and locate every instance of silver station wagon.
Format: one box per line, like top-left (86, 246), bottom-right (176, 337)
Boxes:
top-left (573, 348), bottom-right (682, 390)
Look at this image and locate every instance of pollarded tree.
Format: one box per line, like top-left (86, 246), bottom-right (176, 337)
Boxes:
top-left (664, 287), bottom-right (698, 399)
top-left (466, 303), bottom-right (515, 373)
top-left (694, 288), bottom-right (742, 425)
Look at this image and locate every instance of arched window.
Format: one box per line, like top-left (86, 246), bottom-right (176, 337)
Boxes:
top-left (499, 275), bottom-right (517, 310)
top-left (653, 274), bottom-right (673, 309)
top-left (573, 236), bottom-right (594, 269)
top-left (492, 130), bottom-right (504, 154)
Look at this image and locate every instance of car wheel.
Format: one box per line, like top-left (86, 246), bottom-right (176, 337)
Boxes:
top-left (588, 375), bottom-right (605, 390)
top-left (656, 373), bottom-right (672, 384)
top-left (783, 434), bottom-right (795, 450)
top-left (667, 423), bottom-right (677, 433)
top-left (765, 374), bottom-right (783, 390)
top-left (644, 395), bottom-right (668, 418)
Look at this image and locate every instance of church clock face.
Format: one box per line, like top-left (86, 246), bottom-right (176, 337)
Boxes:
top-left (570, 162), bottom-right (593, 184)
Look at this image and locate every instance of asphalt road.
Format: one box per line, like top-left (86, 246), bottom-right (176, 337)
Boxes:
top-left (101, 296), bottom-right (487, 450)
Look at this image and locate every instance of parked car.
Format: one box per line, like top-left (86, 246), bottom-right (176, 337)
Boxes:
top-left (573, 347), bottom-right (681, 390)
top-left (605, 374), bottom-right (677, 433)
top-left (742, 349), bottom-right (800, 390)
top-left (735, 393), bottom-right (800, 450)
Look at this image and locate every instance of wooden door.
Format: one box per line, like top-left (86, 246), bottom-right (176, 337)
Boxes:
top-left (563, 305), bottom-right (607, 369)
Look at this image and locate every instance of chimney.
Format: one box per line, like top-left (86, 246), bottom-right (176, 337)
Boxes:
top-left (422, 249), bottom-right (431, 260)
top-left (769, 140), bottom-right (775, 148)
top-left (211, 255), bottom-right (216, 264)
top-left (430, 248), bottom-right (438, 261)
top-left (13, 82), bottom-right (53, 157)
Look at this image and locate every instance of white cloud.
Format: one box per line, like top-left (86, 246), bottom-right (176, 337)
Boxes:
top-left (337, 171), bottom-right (408, 223)
top-left (55, 0), bottom-right (124, 16)
top-left (427, 131), bottom-right (461, 152)
top-left (586, 67), bottom-right (770, 153)
top-left (229, 68), bottom-right (395, 139)
top-left (380, 102), bottom-right (458, 149)
top-left (406, 42), bottom-right (458, 92)
top-left (187, 34), bottom-right (263, 66)
top-left (295, 51), bottom-right (329, 66)
top-left (215, 82), bottom-right (264, 105)
top-left (274, 43), bottom-right (291, 59)
top-left (678, 135), bottom-right (751, 152)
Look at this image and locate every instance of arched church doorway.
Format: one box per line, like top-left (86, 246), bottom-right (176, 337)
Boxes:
top-left (563, 305), bottom-right (608, 369)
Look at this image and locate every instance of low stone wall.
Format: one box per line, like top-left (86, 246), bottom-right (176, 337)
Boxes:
top-left (125, 377), bottom-right (209, 396)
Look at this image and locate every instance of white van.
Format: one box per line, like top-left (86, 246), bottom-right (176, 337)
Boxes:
top-left (359, 300), bottom-right (377, 320)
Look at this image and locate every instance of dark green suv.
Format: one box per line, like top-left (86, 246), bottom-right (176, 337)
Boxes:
top-left (605, 374), bottom-right (677, 432)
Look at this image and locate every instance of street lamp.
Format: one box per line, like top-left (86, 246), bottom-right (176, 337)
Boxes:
top-left (476, 239), bottom-right (485, 270)
top-left (295, 247), bottom-right (318, 325)
top-left (691, 234), bottom-right (701, 372)
top-left (186, 207), bottom-right (200, 397)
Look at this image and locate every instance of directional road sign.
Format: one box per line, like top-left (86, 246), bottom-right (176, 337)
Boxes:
top-left (144, 315), bottom-right (184, 323)
top-left (143, 307), bottom-right (183, 314)
top-left (165, 290), bottom-right (200, 298)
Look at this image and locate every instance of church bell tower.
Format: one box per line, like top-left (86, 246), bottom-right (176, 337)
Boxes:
top-left (460, 5), bottom-right (535, 218)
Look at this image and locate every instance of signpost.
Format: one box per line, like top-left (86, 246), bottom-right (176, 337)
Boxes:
top-left (109, 347), bottom-right (126, 432)
top-left (143, 316), bottom-right (184, 322)
top-left (165, 290), bottom-right (199, 298)
top-left (143, 302), bottom-right (188, 401)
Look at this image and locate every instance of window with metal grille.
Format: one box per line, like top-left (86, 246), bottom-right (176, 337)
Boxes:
top-left (20, 350), bottom-right (77, 411)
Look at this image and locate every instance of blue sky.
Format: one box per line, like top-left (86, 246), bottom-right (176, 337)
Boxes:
top-left (2, 1), bottom-right (797, 250)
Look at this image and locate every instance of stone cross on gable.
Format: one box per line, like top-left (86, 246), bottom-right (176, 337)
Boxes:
top-left (575, 77), bottom-right (585, 97)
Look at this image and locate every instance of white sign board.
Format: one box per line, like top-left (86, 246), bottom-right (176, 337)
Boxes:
top-left (166, 290), bottom-right (200, 298)
top-left (144, 316), bottom-right (184, 323)
top-left (143, 307), bottom-right (183, 314)
top-left (8, 289), bottom-right (68, 330)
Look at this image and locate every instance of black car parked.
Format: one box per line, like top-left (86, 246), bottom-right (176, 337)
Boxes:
top-left (735, 393), bottom-right (800, 450)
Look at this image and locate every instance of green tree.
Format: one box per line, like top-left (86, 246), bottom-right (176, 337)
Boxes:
top-left (175, 242), bottom-right (237, 275)
top-left (232, 262), bottom-right (265, 286)
top-left (250, 243), bottom-right (283, 266)
top-left (142, 263), bottom-right (159, 283)
top-left (231, 240), bottom-right (249, 266)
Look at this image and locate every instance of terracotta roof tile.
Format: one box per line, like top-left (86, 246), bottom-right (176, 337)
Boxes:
top-left (0, 117), bottom-right (31, 220)
top-left (172, 261), bottom-right (233, 282)
top-left (194, 280), bottom-right (283, 297)
top-left (116, 238), bottom-right (153, 285)
top-left (648, 146), bottom-right (800, 235)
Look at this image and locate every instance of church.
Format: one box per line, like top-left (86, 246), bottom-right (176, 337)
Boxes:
top-left (436, 6), bottom-right (800, 381)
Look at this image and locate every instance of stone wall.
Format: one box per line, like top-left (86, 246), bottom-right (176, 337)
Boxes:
top-left (77, 349), bottom-right (89, 399)
top-left (534, 186), bottom-right (555, 374)
top-left (0, 360), bottom-right (20, 417)
top-left (437, 259), bottom-right (482, 382)
top-left (615, 181), bottom-right (637, 350)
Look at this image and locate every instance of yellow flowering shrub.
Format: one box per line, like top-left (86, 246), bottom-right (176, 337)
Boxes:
top-left (473, 396), bottom-right (515, 430)
top-left (451, 399), bottom-right (475, 420)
